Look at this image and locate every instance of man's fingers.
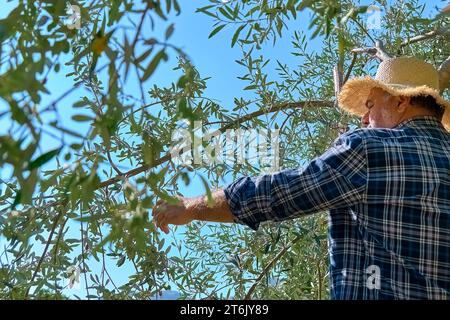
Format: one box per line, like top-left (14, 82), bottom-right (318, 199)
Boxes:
top-left (152, 202), bottom-right (168, 218)
top-left (154, 203), bottom-right (167, 214)
top-left (154, 210), bottom-right (168, 224)
top-left (152, 215), bottom-right (170, 234)
top-left (152, 199), bottom-right (166, 215)
top-left (152, 210), bottom-right (161, 224)
top-left (153, 212), bottom-right (163, 225)
top-left (153, 217), bottom-right (164, 233)
top-left (158, 214), bottom-right (168, 227)
top-left (151, 199), bottom-right (178, 235)
top-left (152, 211), bottom-right (170, 233)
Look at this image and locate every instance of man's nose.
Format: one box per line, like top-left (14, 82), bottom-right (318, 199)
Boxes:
top-left (361, 112), bottom-right (370, 127)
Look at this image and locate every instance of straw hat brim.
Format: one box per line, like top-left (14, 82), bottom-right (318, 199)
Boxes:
top-left (338, 76), bottom-right (450, 132)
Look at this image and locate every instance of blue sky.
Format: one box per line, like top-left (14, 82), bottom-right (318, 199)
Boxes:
top-left (0, 0), bottom-right (447, 299)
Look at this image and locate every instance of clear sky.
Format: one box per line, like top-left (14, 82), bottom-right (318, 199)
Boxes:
top-left (0, 0), bottom-right (447, 299)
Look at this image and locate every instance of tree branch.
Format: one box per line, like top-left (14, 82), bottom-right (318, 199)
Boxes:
top-left (333, 65), bottom-right (343, 107)
top-left (98, 100), bottom-right (333, 188)
top-left (400, 27), bottom-right (450, 49)
top-left (130, 6), bottom-right (149, 50)
top-left (352, 40), bottom-right (392, 61)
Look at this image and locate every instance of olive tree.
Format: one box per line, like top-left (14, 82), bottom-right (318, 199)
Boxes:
top-left (0, 0), bottom-right (449, 299)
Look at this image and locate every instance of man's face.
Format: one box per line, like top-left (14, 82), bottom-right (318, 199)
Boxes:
top-left (361, 87), bottom-right (403, 128)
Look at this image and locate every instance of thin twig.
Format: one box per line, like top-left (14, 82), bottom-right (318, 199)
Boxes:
top-left (103, 268), bottom-right (119, 292)
top-left (278, 110), bottom-right (296, 135)
top-left (344, 52), bottom-right (358, 84)
top-left (80, 209), bottom-right (90, 299)
top-left (244, 234), bottom-right (302, 300)
top-left (350, 16), bottom-right (376, 44)
top-left (116, 95), bottom-right (180, 127)
top-left (96, 222), bottom-right (106, 288)
top-left (316, 258), bottom-right (322, 299)
top-left (25, 209), bottom-right (64, 298)
top-left (131, 258), bottom-right (146, 293)
top-left (131, 6), bottom-right (149, 50)
top-left (39, 62), bottom-right (111, 114)
top-left (107, 150), bottom-right (123, 175)
top-left (52, 217), bottom-right (69, 295)
top-left (90, 213), bottom-right (119, 293)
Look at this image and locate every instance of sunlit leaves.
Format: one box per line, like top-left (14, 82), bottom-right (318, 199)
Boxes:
top-left (231, 24), bottom-right (246, 47)
top-left (11, 190), bottom-right (21, 210)
top-left (142, 49), bottom-right (168, 81)
top-left (195, 5), bottom-right (218, 19)
top-left (198, 0), bottom-right (307, 48)
top-left (176, 97), bottom-right (198, 121)
top-left (141, 131), bottom-right (163, 166)
top-left (208, 24), bottom-right (226, 38)
top-left (72, 114), bottom-right (94, 122)
top-left (27, 148), bottom-right (61, 171)
top-left (116, 255), bottom-right (126, 267)
top-left (165, 23), bottom-right (175, 40)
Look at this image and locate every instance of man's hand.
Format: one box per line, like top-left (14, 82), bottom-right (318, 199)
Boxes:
top-left (151, 197), bottom-right (194, 234)
top-left (151, 190), bottom-right (235, 234)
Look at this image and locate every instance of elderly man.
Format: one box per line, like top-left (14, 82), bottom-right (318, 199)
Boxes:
top-left (152, 57), bottom-right (450, 299)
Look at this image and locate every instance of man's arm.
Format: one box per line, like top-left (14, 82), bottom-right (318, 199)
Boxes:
top-left (153, 131), bottom-right (367, 234)
top-left (152, 189), bottom-right (235, 234)
top-left (187, 190), bottom-right (236, 223)
top-left (223, 132), bottom-right (367, 231)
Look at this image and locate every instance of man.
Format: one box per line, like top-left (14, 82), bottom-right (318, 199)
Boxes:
top-left (152, 57), bottom-right (450, 299)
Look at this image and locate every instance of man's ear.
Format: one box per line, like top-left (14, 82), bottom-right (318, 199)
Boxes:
top-left (396, 95), bottom-right (410, 113)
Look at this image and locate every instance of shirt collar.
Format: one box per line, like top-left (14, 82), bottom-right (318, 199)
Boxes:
top-left (392, 115), bottom-right (445, 130)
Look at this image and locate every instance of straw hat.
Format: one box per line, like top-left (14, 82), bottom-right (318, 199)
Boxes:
top-left (338, 57), bottom-right (450, 131)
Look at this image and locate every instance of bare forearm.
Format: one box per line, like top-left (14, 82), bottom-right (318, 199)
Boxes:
top-left (186, 189), bottom-right (236, 223)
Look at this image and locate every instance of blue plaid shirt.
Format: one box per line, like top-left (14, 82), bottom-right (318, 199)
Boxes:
top-left (224, 116), bottom-right (450, 299)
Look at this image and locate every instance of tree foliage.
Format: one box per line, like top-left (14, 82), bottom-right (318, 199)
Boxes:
top-left (0, 0), bottom-right (449, 299)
